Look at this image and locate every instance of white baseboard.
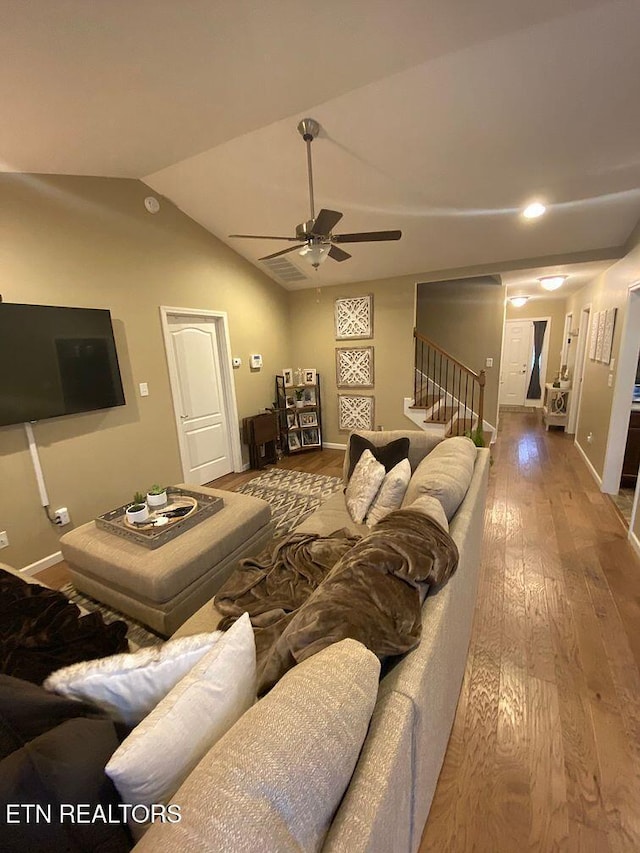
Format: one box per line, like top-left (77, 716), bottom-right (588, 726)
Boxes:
top-left (323, 442), bottom-right (347, 451)
top-left (630, 530), bottom-right (640, 561)
top-left (21, 550), bottom-right (63, 577)
top-left (574, 440), bottom-right (603, 487)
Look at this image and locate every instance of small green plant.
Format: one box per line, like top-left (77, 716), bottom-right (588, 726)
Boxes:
top-left (148, 484), bottom-right (166, 496)
top-left (131, 491), bottom-right (146, 508)
top-left (464, 427), bottom-right (486, 448)
top-left (295, 388), bottom-right (305, 401)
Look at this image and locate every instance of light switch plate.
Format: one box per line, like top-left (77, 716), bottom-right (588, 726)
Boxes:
top-left (139, 382), bottom-right (149, 397)
top-left (485, 357), bottom-right (493, 368)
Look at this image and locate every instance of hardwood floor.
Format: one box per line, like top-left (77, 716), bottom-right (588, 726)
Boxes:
top-left (420, 411), bottom-right (640, 853)
top-left (35, 420), bottom-right (640, 850)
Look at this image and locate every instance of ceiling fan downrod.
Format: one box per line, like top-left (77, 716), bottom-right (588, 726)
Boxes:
top-left (298, 118), bottom-right (320, 223)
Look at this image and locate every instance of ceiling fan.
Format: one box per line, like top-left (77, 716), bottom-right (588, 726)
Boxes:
top-left (229, 118), bottom-right (401, 268)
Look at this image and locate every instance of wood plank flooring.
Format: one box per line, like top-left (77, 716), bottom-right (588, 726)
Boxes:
top-left (420, 411), bottom-right (640, 853)
top-left (35, 417), bottom-right (640, 850)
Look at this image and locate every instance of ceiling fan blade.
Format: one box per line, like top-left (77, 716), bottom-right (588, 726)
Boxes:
top-left (259, 244), bottom-right (306, 261)
top-left (333, 229), bottom-right (402, 244)
top-left (229, 234), bottom-right (299, 241)
top-left (310, 209), bottom-right (343, 236)
top-left (328, 245), bottom-right (351, 262)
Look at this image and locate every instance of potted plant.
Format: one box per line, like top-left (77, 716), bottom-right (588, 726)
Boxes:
top-left (126, 492), bottom-right (149, 525)
top-left (147, 484), bottom-right (168, 508)
top-left (295, 388), bottom-right (306, 409)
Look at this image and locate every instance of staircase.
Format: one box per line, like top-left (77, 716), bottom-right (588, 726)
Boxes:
top-left (405, 330), bottom-right (492, 442)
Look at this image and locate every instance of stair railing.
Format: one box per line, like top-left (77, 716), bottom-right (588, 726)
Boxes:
top-left (413, 329), bottom-right (485, 436)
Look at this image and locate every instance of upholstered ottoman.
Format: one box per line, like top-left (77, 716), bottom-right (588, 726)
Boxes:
top-left (60, 485), bottom-right (273, 636)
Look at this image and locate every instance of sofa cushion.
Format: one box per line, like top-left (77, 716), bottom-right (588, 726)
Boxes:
top-left (346, 434), bottom-right (410, 480)
top-left (106, 613), bottom-right (255, 811)
top-left (343, 430), bottom-right (443, 481)
top-left (409, 494), bottom-right (449, 532)
top-left (132, 638), bottom-right (380, 853)
top-left (44, 631), bottom-right (222, 726)
top-left (402, 436), bottom-right (477, 520)
top-left (366, 458), bottom-right (412, 526)
top-left (345, 449), bottom-right (386, 524)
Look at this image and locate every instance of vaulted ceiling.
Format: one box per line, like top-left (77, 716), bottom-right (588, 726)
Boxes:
top-left (3, 0), bottom-right (640, 289)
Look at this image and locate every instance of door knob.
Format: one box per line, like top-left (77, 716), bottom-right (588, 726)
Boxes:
top-left (180, 414), bottom-right (189, 419)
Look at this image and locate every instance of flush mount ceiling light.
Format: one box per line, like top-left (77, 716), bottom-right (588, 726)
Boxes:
top-left (299, 242), bottom-right (330, 268)
top-left (509, 296), bottom-right (529, 308)
top-left (522, 202), bottom-right (546, 219)
top-left (538, 275), bottom-right (567, 291)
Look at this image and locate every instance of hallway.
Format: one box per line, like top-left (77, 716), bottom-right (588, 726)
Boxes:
top-left (420, 411), bottom-right (640, 852)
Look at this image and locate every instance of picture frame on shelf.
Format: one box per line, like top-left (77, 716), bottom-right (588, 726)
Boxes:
top-left (286, 411), bottom-right (298, 429)
top-left (283, 368), bottom-right (294, 388)
top-left (303, 368), bottom-right (317, 385)
top-left (288, 431), bottom-right (301, 451)
top-left (285, 393), bottom-right (295, 408)
top-left (299, 411), bottom-right (318, 428)
top-left (303, 387), bottom-right (317, 405)
top-left (301, 427), bottom-right (320, 446)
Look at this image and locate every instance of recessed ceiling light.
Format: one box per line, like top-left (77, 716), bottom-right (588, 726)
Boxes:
top-left (522, 202), bottom-right (546, 219)
top-left (538, 275), bottom-right (567, 291)
top-left (509, 296), bottom-right (529, 308)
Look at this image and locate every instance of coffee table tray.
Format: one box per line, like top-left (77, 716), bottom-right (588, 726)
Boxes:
top-left (95, 487), bottom-right (224, 549)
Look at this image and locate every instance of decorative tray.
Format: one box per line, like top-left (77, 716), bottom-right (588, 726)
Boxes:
top-left (95, 487), bottom-right (224, 550)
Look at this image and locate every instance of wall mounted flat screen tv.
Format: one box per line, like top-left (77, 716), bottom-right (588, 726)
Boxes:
top-left (0, 303), bottom-right (126, 427)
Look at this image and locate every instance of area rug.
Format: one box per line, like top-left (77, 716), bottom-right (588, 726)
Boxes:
top-left (60, 583), bottom-right (164, 648)
top-left (234, 469), bottom-right (343, 537)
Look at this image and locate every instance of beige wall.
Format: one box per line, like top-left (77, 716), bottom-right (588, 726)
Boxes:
top-left (566, 237), bottom-right (640, 479)
top-left (416, 278), bottom-right (504, 426)
top-left (505, 297), bottom-right (568, 389)
top-left (288, 278), bottom-right (419, 445)
top-left (0, 174), bottom-right (289, 568)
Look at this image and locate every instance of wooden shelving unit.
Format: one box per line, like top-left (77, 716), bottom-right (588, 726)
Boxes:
top-left (275, 373), bottom-right (322, 454)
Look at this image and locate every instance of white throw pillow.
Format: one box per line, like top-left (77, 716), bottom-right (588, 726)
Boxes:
top-left (105, 612), bottom-right (256, 811)
top-left (345, 449), bottom-right (386, 524)
top-left (43, 631), bottom-right (222, 726)
top-left (366, 458), bottom-right (412, 526)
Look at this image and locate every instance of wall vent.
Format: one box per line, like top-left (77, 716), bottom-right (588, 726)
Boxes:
top-left (261, 255), bottom-right (309, 284)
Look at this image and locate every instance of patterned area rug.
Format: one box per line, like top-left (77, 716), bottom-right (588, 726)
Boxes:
top-left (235, 469), bottom-right (343, 537)
top-left (60, 583), bottom-right (164, 648)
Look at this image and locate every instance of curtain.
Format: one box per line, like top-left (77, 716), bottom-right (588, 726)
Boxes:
top-left (526, 320), bottom-right (547, 399)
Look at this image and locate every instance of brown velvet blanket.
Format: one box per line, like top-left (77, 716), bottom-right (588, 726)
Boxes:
top-left (0, 569), bottom-right (129, 684)
top-left (216, 508), bottom-right (458, 693)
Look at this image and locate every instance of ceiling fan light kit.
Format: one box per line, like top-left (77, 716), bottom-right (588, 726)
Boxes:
top-left (229, 118), bottom-right (401, 270)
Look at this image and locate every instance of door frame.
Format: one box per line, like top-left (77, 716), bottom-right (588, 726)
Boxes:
top-left (160, 306), bottom-right (243, 479)
top-left (601, 283), bottom-right (640, 502)
top-left (568, 304), bottom-right (591, 435)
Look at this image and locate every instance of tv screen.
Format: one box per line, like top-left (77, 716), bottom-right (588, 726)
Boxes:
top-left (0, 303), bottom-right (126, 427)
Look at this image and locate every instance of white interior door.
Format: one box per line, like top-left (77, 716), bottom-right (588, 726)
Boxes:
top-left (500, 320), bottom-right (532, 406)
top-left (167, 316), bottom-right (233, 484)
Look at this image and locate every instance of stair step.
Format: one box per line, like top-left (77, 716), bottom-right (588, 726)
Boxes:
top-left (410, 393), bottom-right (442, 410)
top-left (424, 405), bottom-right (456, 424)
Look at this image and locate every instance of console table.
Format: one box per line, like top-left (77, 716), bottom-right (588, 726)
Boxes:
top-left (542, 384), bottom-right (571, 431)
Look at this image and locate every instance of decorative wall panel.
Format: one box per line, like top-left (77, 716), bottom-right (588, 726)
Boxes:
top-left (338, 395), bottom-right (375, 431)
top-left (335, 346), bottom-right (374, 388)
top-left (334, 295), bottom-right (373, 340)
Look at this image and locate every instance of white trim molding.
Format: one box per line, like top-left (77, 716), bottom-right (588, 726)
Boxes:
top-left (574, 439), bottom-right (603, 487)
top-left (21, 550), bottom-right (63, 577)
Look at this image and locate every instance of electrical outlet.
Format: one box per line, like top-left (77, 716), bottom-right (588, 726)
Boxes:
top-left (607, 373), bottom-right (613, 387)
top-left (55, 507), bottom-right (70, 526)
top-left (0, 531), bottom-right (8, 549)
top-left (587, 432), bottom-right (593, 444)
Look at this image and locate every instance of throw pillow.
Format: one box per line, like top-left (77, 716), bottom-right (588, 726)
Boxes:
top-left (402, 435), bottom-right (477, 520)
top-left (346, 434), bottom-right (410, 481)
top-left (44, 631), bottom-right (222, 727)
top-left (366, 458), bottom-right (412, 526)
top-left (132, 638), bottom-right (381, 853)
top-left (345, 449), bottom-right (386, 524)
top-left (105, 612), bottom-right (256, 811)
